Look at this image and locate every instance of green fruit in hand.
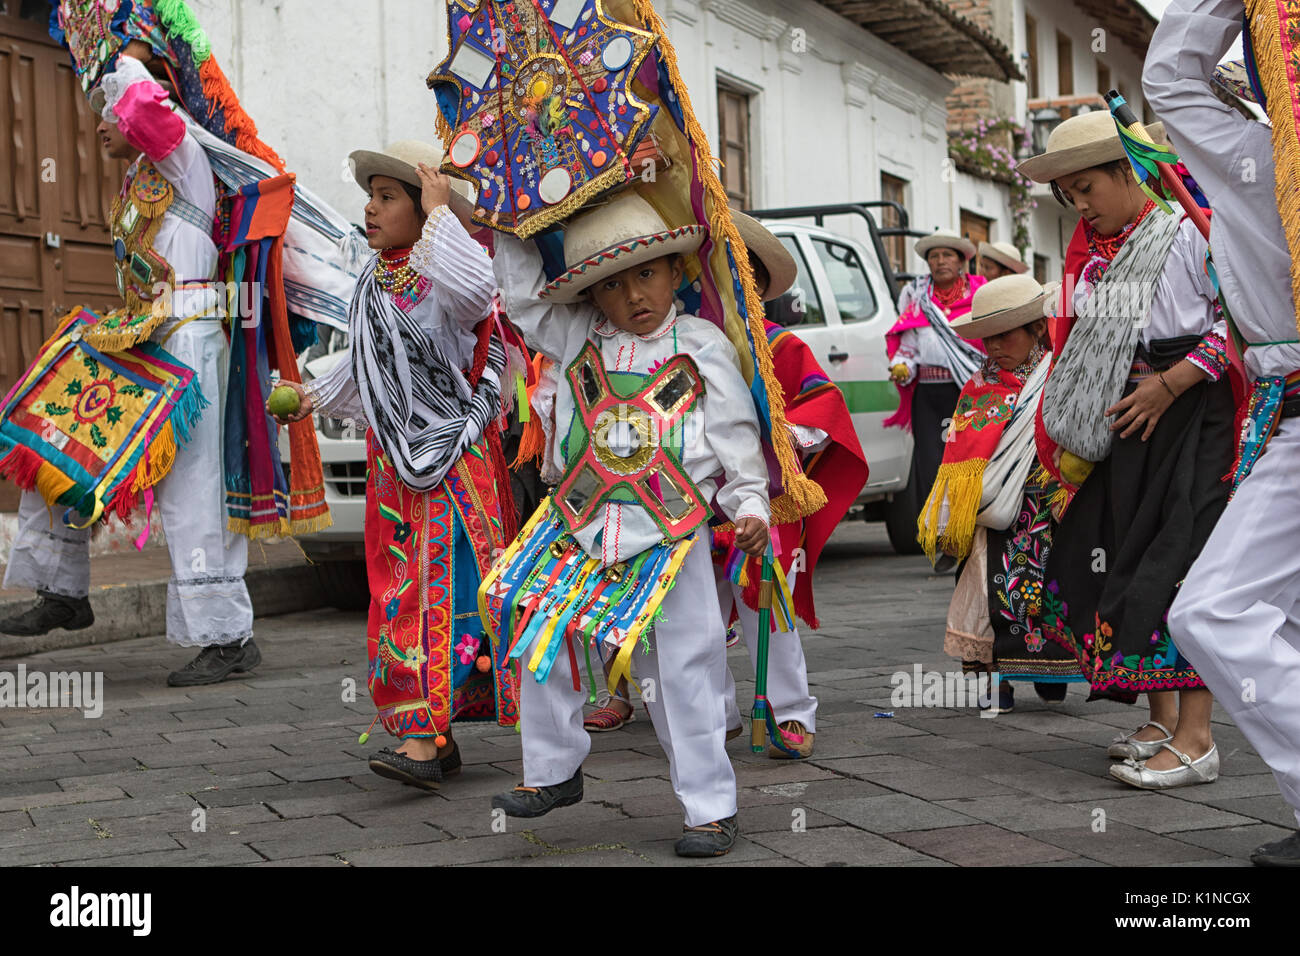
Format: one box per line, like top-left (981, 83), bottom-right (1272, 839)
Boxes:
top-left (268, 384), bottom-right (301, 418)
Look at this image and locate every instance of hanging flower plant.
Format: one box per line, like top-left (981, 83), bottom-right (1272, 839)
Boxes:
top-left (948, 118), bottom-right (1036, 254)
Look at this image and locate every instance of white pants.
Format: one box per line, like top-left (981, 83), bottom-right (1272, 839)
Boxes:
top-left (1169, 417), bottom-right (1300, 828)
top-left (519, 540), bottom-right (736, 826)
top-left (720, 568), bottom-right (818, 733)
top-left (2, 318), bottom-right (253, 647)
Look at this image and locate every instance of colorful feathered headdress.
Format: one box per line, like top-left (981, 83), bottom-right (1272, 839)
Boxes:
top-left (49, 0), bottom-right (284, 171)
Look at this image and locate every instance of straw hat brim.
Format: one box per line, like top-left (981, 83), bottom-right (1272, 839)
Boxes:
top-left (951, 290), bottom-right (1054, 340)
top-left (1018, 121), bottom-right (1165, 183)
top-left (540, 226), bottom-right (707, 303)
top-left (732, 211), bottom-right (797, 301)
top-left (979, 243), bottom-right (1029, 274)
top-left (915, 233), bottom-right (975, 261)
top-left (349, 149), bottom-right (474, 216)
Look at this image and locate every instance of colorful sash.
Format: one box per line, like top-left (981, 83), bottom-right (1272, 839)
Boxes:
top-left (0, 307), bottom-right (206, 527)
top-left (478, 497), bottom-right (695, 699)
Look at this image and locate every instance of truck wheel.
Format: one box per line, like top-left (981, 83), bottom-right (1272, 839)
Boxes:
top-left (884, 465), bottom-right (924, 556)
top-left (315, 559), bottom-right (371, 611)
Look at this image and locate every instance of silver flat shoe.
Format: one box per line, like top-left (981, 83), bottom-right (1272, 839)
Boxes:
top-left (1107, 720), bottom-right (1173, 760)
top-left (1108, 743), bottom-right (1219, 790)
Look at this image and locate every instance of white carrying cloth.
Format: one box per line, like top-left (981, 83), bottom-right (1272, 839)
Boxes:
top-left (1168, 419), bottom-right (1300, 827)
top-left (519, 540), bottom-right (736, 826)
top-left (928, 353), bottom-right (1051, 541)
top-left (719, 569), bottom-right (818, 732)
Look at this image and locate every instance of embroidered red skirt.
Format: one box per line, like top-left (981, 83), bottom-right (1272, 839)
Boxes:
top-left (365, 431), bottom-right (518, 737)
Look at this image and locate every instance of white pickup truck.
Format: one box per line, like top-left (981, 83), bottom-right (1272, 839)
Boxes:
top-left (289, 203), bottom-right (926, 607)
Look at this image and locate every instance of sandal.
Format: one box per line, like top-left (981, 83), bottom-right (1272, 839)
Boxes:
top-left (583, 693), bottom-right (635, 733)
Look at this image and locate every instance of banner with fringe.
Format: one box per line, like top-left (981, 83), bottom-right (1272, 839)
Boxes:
top-left (428, 0), bottom-right (825, 525)
top-left (0, 307), bottom-right (207, 529)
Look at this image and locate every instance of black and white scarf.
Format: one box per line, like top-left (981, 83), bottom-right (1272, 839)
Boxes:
top-left (899, 276), bottom-right (985, 386)
top-left (350, 260), bottom-right (504, 492)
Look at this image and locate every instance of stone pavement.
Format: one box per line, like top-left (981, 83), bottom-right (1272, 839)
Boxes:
top-left (0, 521), bottom-right (1292, 867)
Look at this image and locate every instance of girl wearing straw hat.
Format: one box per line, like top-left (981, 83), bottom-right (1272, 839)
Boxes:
top-left (1017, 110), bottom-right (1233, 789)
top-left (918, 275), bottom-right (1086, 714)
top-left (271, 142), bottom-right (521, 789)
top-left (977, 241), bottom-right (1030, 280)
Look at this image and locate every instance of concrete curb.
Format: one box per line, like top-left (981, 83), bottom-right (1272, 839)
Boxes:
top-left (0, 562), bottom-right (331, 658)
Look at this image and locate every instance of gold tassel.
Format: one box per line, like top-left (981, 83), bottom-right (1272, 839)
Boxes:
top-left (916, 458), bottom-right (987, 563)
top-left (288, 511), bottom-right (335, 536)
top-left (35, 462), bottom-right (75, 507)
top-left (1245, 0), bottom-right (1300, 338)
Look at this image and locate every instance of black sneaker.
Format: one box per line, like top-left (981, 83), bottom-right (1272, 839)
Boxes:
top-left (0, 591), bottom-right (94, 636)
top-left (166, 639), bottom-right (262, 687)
top-left (1251, 831), bottom-right (1300, 867)
top-left (368, 747), bottom-right (445, 791)
top-left (491, 766), bottom-right (583, 818)
top-left (674, 814), bottom-right (739, 857)
top-left (1034, 681), bottom-right (1068, 702)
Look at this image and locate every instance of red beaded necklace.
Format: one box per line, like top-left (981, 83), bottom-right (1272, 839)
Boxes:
top-left (1088, 200), bottom-right (1155, 264)
top-left (933, 274), bottom-right (969, 309)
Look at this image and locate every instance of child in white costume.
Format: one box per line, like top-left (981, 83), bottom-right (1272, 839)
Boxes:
top-left (490, 190), bottom-right (770, 857)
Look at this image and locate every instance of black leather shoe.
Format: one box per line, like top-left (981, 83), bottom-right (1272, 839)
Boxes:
top-left (439, 742), bottom-right (463, 778)
top-left (0, 591), bottom-right (94, 636)
top-left (491, 766), bottom-right (583, 818)
top-left (369, 747), bottom-right (444, 790)
top-left (166, 639), bottom-right (261, 687)
top-left (675, 814), bottom-right (739, 857)
top-left (1251, 830), bottom-right (1300, 867)
top-left (1034, 681), bottom-right (1068, 702)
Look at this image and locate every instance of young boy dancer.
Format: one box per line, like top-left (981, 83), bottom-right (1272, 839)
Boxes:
top-left (489, 189), bottom-right (770, 857)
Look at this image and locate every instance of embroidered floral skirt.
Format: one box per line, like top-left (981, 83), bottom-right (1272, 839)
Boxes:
top-left (365, 431), bottom-right (518, 738)
top-left (1038, 368), bottom-right (1234, 702)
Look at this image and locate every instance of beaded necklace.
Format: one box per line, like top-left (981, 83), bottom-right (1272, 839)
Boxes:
top-left (375, 246), bottom-right (420, 298)
top-left (1087, 199), bottom-right (1155, 264)
top-left (932, 274), bottom-right (969, 313)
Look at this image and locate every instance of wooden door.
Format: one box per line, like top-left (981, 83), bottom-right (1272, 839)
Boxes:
top-left (1, 8), bottom-right (124, 511)
top-left (959, 209), bottom-right (991, 274)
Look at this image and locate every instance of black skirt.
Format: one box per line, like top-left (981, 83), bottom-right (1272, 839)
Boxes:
top-left (911, 379), bottom-right (961, 504)
top-left (1039, 337), bottom-right (1235, 702)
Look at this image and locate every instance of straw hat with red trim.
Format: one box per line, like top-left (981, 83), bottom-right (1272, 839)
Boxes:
top-left (541, 191), bottom-right (706, 303)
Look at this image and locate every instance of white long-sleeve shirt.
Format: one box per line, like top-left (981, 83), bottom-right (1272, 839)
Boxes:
top-left (309, 207), bottom-right (496, 424)
top-left (102, 55), bottom-right (217, 320)
top-left (494, 234), bottom-right (770, 567)
top-left (1070, 215), bottom-right (1225, 350)
top-left (1143, 0), bottom-right (1300, 379)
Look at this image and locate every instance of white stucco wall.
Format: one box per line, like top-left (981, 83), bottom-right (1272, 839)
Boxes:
top-left (187, 0), bottom-right (955, 248)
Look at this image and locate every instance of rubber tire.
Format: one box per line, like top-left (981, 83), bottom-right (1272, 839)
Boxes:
top-left (315, 559), bottom-right (370, 611)
top-left (884, 459), bottom-right (924, 556)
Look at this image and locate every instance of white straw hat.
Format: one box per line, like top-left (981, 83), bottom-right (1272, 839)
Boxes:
top-left (915, 228), bottom-right (975, 263)
top-left (1017, 110), bottom-right (1165, 184)
top-left (978, 241), bottom-right (1029, 274)
top-left (733, 211), bottom-right (797, 301)
top-left (540, 191), bottom-right (706, 303)
top-left (951, 273), bottom-right (1057, 339)
top-left (349, 140), bottom-right (474, 215)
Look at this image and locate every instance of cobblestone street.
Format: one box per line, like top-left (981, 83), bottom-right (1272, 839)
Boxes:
top-left (0, 522), bottom-right (1292, 866)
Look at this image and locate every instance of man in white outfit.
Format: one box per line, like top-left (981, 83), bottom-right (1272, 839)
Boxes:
top-left (1147, 0), bottom-right (1300, 865)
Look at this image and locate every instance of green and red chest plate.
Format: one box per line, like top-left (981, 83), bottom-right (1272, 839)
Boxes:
top-left (556, 340), bottom-right (710, 541)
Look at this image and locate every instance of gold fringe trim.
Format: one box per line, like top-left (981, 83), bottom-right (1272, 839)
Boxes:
top-left (35, 461), bottom-right (75, 507)
top-left (1245, 0), bottom-right (1300, 338)
top-left (130, 421), bottom-right (177, 494)
top-left (627, 0), bottom-right (820, 523)
top-left (288, 511), bottom-right (334, 536)
top-left (916, 457), bottom-right (987, 564)
top-left (81, 300), bottom-right (171, 352)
